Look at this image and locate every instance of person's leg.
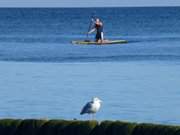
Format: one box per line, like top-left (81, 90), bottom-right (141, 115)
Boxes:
top-left (101, 32), bottom-right (104, 43)
top-left (97, 39), bottom-right (101, 43)
top-left (95, 34), bottom-right (99, 42)
top-left (96, 33), bottom-right (101, 43)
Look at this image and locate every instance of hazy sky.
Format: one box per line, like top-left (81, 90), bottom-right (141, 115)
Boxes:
top-left (0, 0), bottom-right (180, 7)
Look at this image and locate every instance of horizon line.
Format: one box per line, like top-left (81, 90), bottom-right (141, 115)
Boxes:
top-left (0, 5), bottom-right (180, 8)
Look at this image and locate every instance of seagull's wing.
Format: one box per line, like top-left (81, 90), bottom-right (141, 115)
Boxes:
top-left (80, 101), bottom-right (93, 115)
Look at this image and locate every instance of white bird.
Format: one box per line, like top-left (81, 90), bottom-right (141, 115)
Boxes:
top-left (80, 97), bottom-right (102, 119)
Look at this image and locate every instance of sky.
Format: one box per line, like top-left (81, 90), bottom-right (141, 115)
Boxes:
top-left (0, 0), bottom-right (180, 7)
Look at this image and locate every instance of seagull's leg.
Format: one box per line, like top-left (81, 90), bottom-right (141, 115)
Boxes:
top-left (90, 113), bottom-right (94, 120)
top-left (89, 114), bottom-right (92, 120)
top-left (92, 113), bottom-right (95, 120)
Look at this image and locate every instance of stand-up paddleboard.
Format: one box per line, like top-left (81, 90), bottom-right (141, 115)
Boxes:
top-left (72, 40), bottom-right (128, 45)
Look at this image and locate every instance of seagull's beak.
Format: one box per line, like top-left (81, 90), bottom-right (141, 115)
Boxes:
top-left (99, 100), bottom-right (103, 103)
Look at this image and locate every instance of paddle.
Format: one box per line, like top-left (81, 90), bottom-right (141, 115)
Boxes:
top-left (85, 14), bottom-right (95, 42)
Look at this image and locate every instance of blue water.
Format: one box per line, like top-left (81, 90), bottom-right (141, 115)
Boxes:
top-left (0, 7), bottom-right (180, 125)
top-left (0, 7), bottom-right (180, 62)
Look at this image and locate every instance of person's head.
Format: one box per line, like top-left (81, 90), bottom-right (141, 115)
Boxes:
top-left (95, 18), bottom-right (100, 23)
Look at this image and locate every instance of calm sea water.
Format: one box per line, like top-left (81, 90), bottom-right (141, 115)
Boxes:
top-left (0, 7), bottom-right (180, 124)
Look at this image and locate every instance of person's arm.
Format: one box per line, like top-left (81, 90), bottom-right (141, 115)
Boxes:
top-left (88, 28), bottom-right (96, 34)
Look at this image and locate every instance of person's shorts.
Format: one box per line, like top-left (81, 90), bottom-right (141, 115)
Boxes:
top-left (95, 33), bottom-right (102, 41)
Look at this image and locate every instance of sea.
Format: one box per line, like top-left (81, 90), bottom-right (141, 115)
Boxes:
top-left (0, 7), bottom-right (180, 125)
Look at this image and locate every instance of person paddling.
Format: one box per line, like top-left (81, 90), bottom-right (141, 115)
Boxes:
top-left (88, 18), bottom-right (104, 43)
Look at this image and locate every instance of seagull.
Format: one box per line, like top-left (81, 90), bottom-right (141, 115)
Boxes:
top-left (80, 97), bottom-right (102, 119)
